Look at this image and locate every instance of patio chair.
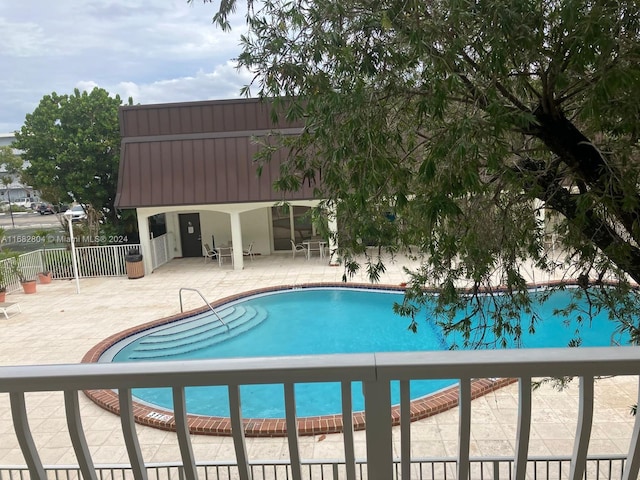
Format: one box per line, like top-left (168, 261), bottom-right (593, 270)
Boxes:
top-left (217, 246), bottom-right (233, 266)
top-left (242, 241), bottom-right (255, 261)
top-left (203, 243), bottom-right (217, 264)
top-left (290, 240), bottom-right (307, 259)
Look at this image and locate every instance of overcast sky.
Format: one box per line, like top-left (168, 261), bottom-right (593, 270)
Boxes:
top-left (0, 1), bottom-right (252, 134)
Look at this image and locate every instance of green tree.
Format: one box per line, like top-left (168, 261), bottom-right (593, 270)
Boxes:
top-left (200, 0), bottom-right (640, 347)
top-left (0, 146), bottom-right (23, 174)
top-left (13, 87), bottom-right (126, 222)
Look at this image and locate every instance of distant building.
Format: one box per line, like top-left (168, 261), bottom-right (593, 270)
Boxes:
top-left (0, 133), bottom-right (16, 148)
top-left (0, 133), bottom-right (38, 205)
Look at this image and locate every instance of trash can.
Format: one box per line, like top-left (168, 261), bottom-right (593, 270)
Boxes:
top-left (125, 248), bottom-right (144, 279)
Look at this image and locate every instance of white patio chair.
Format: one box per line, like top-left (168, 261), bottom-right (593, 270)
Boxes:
top-left (243, 242), bottom-right (255, 261)
top-left (203, 243), bottom-right (217, 264)
top-left (290, 240), bottom-right (307, 259)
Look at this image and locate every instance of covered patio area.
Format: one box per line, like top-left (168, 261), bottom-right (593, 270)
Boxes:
top-left (136, 199), bottom-right (338, 274)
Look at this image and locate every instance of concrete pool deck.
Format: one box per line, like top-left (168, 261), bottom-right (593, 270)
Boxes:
top-left (0, 253), bottom-right (637, 465)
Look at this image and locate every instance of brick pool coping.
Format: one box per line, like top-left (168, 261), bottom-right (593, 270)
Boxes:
top-left (82, 282), bottom-right (521, 437)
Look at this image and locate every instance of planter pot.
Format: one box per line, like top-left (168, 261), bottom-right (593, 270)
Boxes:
top-left (0, 290), bottom-right (6, 302)
top-left (21, 280), bottom-right (37, 294)
top-left (38, 272), bottom-right (52, 284)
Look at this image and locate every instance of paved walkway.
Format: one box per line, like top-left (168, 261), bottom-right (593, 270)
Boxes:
top-left (0, 253), bottom-right (636, 466)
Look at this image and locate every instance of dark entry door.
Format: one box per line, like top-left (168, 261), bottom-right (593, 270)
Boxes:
top-left (179, 213), bottom-right (202, 257)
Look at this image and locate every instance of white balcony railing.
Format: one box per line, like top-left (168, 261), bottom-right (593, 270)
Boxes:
top-left (1, 347), bottom-right (639, 480)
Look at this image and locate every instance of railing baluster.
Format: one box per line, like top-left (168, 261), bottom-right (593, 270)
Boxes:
top-left (514, 376), bottom-right (531, 480)
top-left (622, 377), bottom-right (640, 480)
top-left (364, 376), bottom-right (393, 480)
top-left (400, 379), bottom-right (411, 480)
top-left (284, 383), bottom-right (302, 480)
top-left (492, 459), bottom-right (500, 480)
top-left (172, 387), bottom-right (198, 479)
top-left (64, 390), bottom-right (97, 480)
top-left (228, 385), bottom-right (251, 480)
top-left (94, 248), bottom-right (100, 275)
top-left (340, 381), bottom-right (356, 480)
top-left (570, 376), bottom-right (594, 480)
top-left (119, 388), bottom-right (149, 480)
top-left (458, 378), bottom-right (471, 480)
top-left (9, 392), bottom-right (46, 479)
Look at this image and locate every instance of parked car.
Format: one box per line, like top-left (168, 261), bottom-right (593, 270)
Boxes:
top-left (10, 198), bottom-right (38, 209)
top-left (36, 203), bottom-right (56, 215)
top-left (63, 204), bottom-right (87, 222)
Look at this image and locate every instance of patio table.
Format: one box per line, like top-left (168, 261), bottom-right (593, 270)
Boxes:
top-left (303, 240), bottom-right (326, 259)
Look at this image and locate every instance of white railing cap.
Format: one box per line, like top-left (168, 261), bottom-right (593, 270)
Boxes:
top-left (1, 347), bottom-right (639, 393)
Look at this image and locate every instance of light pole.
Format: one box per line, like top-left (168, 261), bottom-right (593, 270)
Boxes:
top-left (2, 179), bottom-right (15, 229)
top-left (65, 212), bottom-right (80, 294)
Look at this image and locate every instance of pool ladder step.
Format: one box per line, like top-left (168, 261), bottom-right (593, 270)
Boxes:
top-left (128, 306), bottom-right (268, 359)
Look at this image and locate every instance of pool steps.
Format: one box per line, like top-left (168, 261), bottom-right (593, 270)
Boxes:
top-left (128, 305), bottom-right (267, 359)
top-left (137, 307), bottom-right (248, 343)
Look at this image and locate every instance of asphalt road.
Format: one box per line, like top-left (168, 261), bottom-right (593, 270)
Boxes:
top-left (0, 212), bottom-right (67, 252)
top-left (0, 211), bottom-right (63, 229)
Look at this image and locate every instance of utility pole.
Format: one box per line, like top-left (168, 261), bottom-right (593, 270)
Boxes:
top-left (1, 178), bottom-right (15, 229)
top-left (0, 146), bottom-right (21, 229)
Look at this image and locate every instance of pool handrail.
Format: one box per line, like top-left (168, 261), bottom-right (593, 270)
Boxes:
top-left (178, 287), bottom-right (230, 332)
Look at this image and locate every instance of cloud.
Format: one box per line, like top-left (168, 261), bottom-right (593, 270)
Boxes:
top-left (111, 61), bottom-right (253, 105)
top-left (0, 1), bottom-right (250, 133)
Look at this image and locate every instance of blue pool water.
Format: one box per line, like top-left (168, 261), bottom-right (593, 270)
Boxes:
top-left (108, 287), bottom-right (629, 418)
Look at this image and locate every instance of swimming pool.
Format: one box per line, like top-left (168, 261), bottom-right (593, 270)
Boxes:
top-left (101, 285), bottom-right (628, 419)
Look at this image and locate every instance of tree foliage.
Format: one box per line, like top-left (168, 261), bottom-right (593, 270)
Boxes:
top-left (0, 146), bottom-right (23, 176)
top-left (202, 0), bottom-right (640, 347)
top-left (13, 87), bottom-right (126, 222)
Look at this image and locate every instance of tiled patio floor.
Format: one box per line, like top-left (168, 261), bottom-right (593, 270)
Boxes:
top-left (0, 253), bottom-right (636, 466)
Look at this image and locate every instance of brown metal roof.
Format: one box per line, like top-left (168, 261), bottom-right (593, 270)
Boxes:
top-left (115, 98), bottom-right (315, 208)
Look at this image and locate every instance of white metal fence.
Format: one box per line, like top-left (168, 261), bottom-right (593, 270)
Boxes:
top-left (1, 245), bottom-right (142, 292)
top-left (0, 455), bottom-right (630, 480)
top-left (150, 233), bottom-right (171, 270)
top-left (0, 347), bottom-right (639, 480)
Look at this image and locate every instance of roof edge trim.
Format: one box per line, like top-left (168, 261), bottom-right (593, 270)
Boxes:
top-left (122, 128), bottom-right (304, 144)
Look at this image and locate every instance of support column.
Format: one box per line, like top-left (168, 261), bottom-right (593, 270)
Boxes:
top-left (136, 211), bottom-right (153, 275)
top-left (327, 204), bottom-right (339, 266)
top-left (230, 212), bottom-right (244, 270)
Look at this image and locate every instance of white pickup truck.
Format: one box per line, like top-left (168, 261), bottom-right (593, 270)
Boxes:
top-left (10, 197), bottom-right (39, 208)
